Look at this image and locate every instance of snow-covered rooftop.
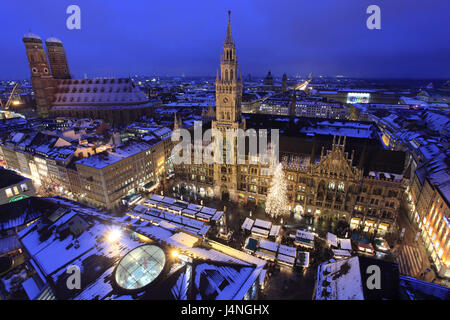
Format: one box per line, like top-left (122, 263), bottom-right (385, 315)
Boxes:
top-left (315, 256), bottom-right (364, 300)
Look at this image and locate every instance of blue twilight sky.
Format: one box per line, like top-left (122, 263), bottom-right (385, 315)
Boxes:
top-left (1, 0), bottom-right (449, 80)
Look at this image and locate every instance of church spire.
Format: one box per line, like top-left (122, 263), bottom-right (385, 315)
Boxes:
top-left (174, 112), bottom-right (182, 130)
top-left (173, 112), bottom-right (179, 130)
top-left (214, 10), bottom-right (242, 124)
top-left (225, 10), bottom-right (233, 44)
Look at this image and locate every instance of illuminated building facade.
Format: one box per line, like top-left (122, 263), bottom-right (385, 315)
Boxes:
top-left (410, 173), bottom-right (450, 279)
top-left (173, 14), bottom-right (406, 234)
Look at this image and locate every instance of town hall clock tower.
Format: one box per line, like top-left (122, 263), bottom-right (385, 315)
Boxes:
top-left (212, 11), bottom-right (246, 201)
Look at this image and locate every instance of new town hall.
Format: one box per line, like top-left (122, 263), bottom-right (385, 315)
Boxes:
top-left (174, 12), bottom-right (407, 235)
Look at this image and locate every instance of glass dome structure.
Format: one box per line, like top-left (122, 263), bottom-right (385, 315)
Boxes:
top-left (115, 245), bottom-right (166, 290)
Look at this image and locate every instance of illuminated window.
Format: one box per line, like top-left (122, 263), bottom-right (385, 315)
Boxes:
top-left (5, 188), bottom-right (13, 198)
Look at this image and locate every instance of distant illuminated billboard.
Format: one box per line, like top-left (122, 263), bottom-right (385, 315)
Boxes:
top-left (347, 92), bottom-right (370, 104)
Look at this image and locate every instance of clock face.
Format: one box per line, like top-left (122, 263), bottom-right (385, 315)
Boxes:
top-left (223, 97), bottom-right (229, 103)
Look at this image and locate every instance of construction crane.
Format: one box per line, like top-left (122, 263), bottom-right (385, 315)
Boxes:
top-left (0, 83), bottom-right (19, 110)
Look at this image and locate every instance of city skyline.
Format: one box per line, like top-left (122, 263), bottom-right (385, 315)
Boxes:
top-left (0, 1), bottom-right (449, 302)
top-left (1, 0), bottom-right (450, 80)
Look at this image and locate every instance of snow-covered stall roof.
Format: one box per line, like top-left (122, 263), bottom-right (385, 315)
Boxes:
top-left (277, 254), bottom-right (295, 266)
top-left (200, 206), bottom-right (217, 216)
top-left (241, 217), bottom-right (255, 231)
top-left (296, 229), bottom-right (315, 240)
top-left (149, 194), bottom-right (164, 201)
top-left (258, 239), bottom-right (279, 253)
top-left (269, 225), bottom-right (281, 237)
top-left (251, 226), bottom-right (270, 237)
top-left (327, 232), bottom-right (338, 247)
top-left (182, 208), bottom-right (197, 217)
top-left (295, 229), bottom-right (315, 247)
top-left (332, 249), bottom-right (352, 258)
top-left (339, 238), bottom-right (352, 250)
top-left (278, 244), bottom-right (296, 258)
top-left (211, 211), bottom-right (224, 222)
top-left (187, 203), bottom-right (203, 212)
top-left (253, 219), bottom-right (272, 230)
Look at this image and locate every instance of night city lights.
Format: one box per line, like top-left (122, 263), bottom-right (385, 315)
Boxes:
top-left (0, 0), bottom-right (449, 314)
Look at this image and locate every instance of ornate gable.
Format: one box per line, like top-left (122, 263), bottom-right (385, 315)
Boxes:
top-left (314, 136), bottom-right (361, 180)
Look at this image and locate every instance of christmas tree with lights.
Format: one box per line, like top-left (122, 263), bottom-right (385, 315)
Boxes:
top-left (265, 162), bottom-right (289, 219)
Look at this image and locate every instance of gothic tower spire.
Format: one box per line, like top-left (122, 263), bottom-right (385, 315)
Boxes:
top-left (211, 11), bottom-right (245, 203)
top-left (214, 10), bottom-right (242, 124)
top-left (173, 112), bottom-right (179, 130)
top-left (225, 10), bottom-right (233, 44)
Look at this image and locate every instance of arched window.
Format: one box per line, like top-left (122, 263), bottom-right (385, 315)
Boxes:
top-left (230, 69), bottom-right (233, 81)
top-left (225, 69), bottom-right (228, 81)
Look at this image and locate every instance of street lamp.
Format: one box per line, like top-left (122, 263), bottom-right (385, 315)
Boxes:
top-left (106, 228), bottom-right (122, 243)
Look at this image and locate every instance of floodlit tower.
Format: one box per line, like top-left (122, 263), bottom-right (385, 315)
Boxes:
top-left (23, 33), bottom-right (55, 116)
top-left (45, 37), bottom-right (71, 79)
top-left (214, 10), bottom-right (243, 124)
top-left (212, 11), bottom-right (245, 202)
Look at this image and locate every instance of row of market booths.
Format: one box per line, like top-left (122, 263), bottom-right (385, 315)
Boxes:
top-left (244, 237), bottom-right (310, 270)
top-left (126, 194), bottom-right (225, 238)
top-left (241, 218), bottom-right (281, 241)
top-left (241, 218), bottom-right (310, 270)
top-left (325, 231), bottom-right (390, 259)
top-left (292, 229), bottom-right (356, 261)
top-left (293, 229), bottom-right (358, 260)
top-left (326, 232), bottom-right (353, 259)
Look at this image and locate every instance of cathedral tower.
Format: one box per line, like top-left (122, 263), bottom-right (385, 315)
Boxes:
top-left (45, 37), bottom-right (71, 79)
top-left (23, 33), bottom-right (55, 116)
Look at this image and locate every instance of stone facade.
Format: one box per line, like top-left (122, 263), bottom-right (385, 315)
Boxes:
top-left (172, 12), bottom-right (404, 235)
